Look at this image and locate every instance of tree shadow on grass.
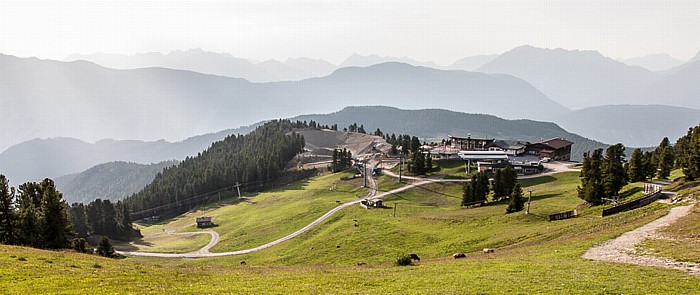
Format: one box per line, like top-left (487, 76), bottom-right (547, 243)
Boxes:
top-left (112, 236), bottom-right (154, 252)
top-left (620, 187), bottom-right (643, 199)
top-left (519, 176), bottom-right (558, 187)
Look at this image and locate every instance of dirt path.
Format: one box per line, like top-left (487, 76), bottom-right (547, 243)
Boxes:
top-left (582, 204), bottom-right (700, 277)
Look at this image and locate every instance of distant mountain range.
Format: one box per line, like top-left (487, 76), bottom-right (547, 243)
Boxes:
top-left (55, 161), bottom-right (178, 204)
top-left (61, 46), bottom-right (700, 112)
top-left (66, 50), bottom-right (498, 81)
top-left (1, 53), bottom-right (568, 152)
top-left (619, 54), bottom-right (685, 72)
top-left (477, 45), bottom-right (657, 109)
top-left (446, 54), bottom-right (498, 71)
top-left (477, 45), bottom-right (700, 110)
top-left (0, 125), bottom-right (257, 186)
top-left (555, 105), bottom-right (700, 148)
top-left (66, 49), bottom-right (338, 83)
top-left (292, 106), bottom-right (607, 161)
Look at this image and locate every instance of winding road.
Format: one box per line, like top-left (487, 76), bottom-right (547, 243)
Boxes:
top-left (118, 161), bottom-right (577, 258)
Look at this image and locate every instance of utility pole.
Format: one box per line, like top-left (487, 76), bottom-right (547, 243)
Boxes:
top-left (526, 190), bottom-right (532, 214)
top-left (399, 156), bottom-right (403, 182)
top-left (364, 159), bottom-right (368, 188)
top-left (234, 182), bottom-right (242, 198)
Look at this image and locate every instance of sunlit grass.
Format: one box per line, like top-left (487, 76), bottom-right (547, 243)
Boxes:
top-left (3, 170), bottom-right (699, 293)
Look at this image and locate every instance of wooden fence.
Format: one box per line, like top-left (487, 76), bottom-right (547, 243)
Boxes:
top-left (601, 191), bottom-right (662, 217)
top-left (549, 210), bottom-right (577, 221)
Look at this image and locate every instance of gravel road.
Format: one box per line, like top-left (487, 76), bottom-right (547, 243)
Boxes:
top-left (582, 204), bottom-right (700, 277)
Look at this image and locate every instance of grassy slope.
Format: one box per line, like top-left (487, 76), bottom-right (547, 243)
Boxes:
top-left (2, 171), bottom-right (700, 293)
top-left (636, 171), bottom-right (700, 264)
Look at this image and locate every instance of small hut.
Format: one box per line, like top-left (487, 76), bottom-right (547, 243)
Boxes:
top-left (196, 217), bottom-right (213, 228)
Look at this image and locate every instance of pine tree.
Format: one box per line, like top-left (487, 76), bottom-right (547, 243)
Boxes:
top-left (0, 175), bottom-right (16, 244)
top-left (39, 179), bottom-right (72, 249)
top-left (682, 126), bottom-right (700, 180)
top-left (425, 153), bottom-right (433, 173)
top-left (461, 182), bottom-right (474, 206)
top-left (97, 236), bottom-right (115, 258)
top-left (16, 183), bottom-right (43, 247)
top-left (506, 183), bottom-right (525, 213)
top-left (471, 172), bottom-right (490, 204)
top-left (492, 165), bottom-right (517, 202)
top-left (410, 136), bottom-right (421, 153)
top-left (642, 151), bottom-right (656, 180)
top-left (602, 144), bottom-right (627, 197)
top-left (627, 148), bottom-right (645, 182)
top-left (577, 149), bottom-right (605, 204)
top-left (69, 203), bottom-right (90, 239)
top-left (655, 137), bottom-right (675, 179)
top-left (358, 124), bottom-right (366, 134)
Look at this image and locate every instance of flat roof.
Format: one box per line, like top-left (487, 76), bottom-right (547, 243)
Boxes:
top-left (448, 135), bottom-right (494, 141)
top-left (458, 151), bottom-right (509, 160)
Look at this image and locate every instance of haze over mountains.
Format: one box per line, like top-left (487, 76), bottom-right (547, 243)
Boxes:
top-left (0, 125), bottom-right (257, 186)
top-left (55, 160), bottom-right (178, 204)
top-left (65, 50), bottom-right (497, 81)
top-left (619, 54), bottom-right (685, 72)
top-left (476, 45), bottom-right (700, 110)
top-left (3, 44), bottom-right (700, 190)
top-left (556, 105), bottom-right (700, 148)
top-left (2, 52), bottom-right (568, 152)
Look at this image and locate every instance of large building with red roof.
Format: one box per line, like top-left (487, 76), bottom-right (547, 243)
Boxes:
top-left (525, 138), bottom-right (574, 161)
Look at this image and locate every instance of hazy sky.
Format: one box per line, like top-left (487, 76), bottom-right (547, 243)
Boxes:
top-left (1, 0), bottom-right (699, 64)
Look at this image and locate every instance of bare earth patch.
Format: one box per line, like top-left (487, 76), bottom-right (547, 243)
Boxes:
top-left (582, 202), bottom-right (700, 277)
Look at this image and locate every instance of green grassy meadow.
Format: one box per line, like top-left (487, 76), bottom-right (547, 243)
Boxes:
top-left (2, 169), bottom-right (700, 294)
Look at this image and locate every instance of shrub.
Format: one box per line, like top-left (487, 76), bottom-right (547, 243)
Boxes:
top-left (96, 236), bottom-right (115, 258)
top-left (71, 238), bottom-right (93, 254)
top-left (395, 254), bottom-right (413, 266)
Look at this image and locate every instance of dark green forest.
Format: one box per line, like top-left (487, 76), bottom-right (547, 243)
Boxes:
top-left (123, 120), bottom-right (306, 220)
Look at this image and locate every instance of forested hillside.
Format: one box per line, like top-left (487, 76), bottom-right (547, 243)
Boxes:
top-left (55, 161), bottom-right (178, 204)
top-left (123, 120), bottom-right (305, 220)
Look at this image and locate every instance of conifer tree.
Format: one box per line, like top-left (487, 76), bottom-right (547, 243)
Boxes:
top-left (655, 137), bottom-right (675, 179)
top-left (506, 183), bottom-right (525, 213)
top-left (472, 172), bottom-right (490, 204)
top-left (627, 148), bottom-right (645, 182)
top-left (0, 175), bottom-right (16, 244)
top-left (577, 149), bottom-right (605, 204)
top-left (461, 182), bottom-right (474, 206)
top-left (97, 236), bottom-right (115, 258)
top-left (39, 179), bottom-right (72, 249)
top-left (602, 144), bottom-right (627, 197)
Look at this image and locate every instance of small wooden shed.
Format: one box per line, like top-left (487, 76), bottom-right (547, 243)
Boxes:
top-left (196, 217), bottom-right (213, 228)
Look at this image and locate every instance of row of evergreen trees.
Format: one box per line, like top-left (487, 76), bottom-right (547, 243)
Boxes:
top-left (69, 199), bottom-right (136, 241)
top-left (407, 149), bottom-right (433, 175)
top-left (123, 120), bottom-right (306, 220)
top-left (675, 126), bottom-right (700, 180)
top-left (0, 177), bottom-right (73, 249)
top-left (577, 144), bottom-right (627, 204)
top-left (0, 175), bottom-right (135, 251)
top-left (461, 166), bottom-right (520, 211)
top-left (292, 119), bottom-right (337, 131)
top-left (578, 128), bottom-right (700, 205)
top-left (330, 148), bottom-right (353, 172)
top-left (627, 138), bottom-right (674, 183)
